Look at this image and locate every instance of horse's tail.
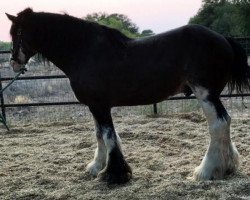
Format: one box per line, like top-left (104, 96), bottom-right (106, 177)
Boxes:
top-left (226, 37), bottom-right (250, 94)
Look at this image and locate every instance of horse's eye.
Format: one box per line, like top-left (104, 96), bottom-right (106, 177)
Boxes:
top-left (17, 29), bottom-right (22, 36)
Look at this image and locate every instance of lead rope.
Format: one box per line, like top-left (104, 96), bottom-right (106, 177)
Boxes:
top-left (0, 67), bottom-right (27, 131)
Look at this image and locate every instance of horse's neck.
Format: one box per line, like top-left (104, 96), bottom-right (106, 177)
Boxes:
top-left (39, 45), bottom-right (73, 75)
top-left (34, 19), bottom-right (89, 76)
top-left (33, 16), bottom-right (128, 76)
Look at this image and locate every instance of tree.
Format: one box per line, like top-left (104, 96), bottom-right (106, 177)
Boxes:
top-left (189, 0), bottom-right (250, 36)
top-left (141, 29), bottom-right (155, 37)
top-left (238, 1), bottom-right (250, 35)
top-left (0, 41), bottom-right (11, 51)
top-left (84, 13), bottom-right (154, 38)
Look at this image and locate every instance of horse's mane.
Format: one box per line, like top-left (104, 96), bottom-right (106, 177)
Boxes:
top-left (100, 24), bottom-right (132, 47)
top-left (18, 8), bottom-right (131, 51)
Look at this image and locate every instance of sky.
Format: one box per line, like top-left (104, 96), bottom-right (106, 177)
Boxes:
top-left (0, 0), bottom-right (202, 42)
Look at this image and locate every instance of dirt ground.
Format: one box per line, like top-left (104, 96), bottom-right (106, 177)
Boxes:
top-left (0, 112), bottom-right (249, 200)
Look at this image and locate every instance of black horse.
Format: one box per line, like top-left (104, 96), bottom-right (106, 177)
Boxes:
top-left (6, 8), bottom-right (250, 184)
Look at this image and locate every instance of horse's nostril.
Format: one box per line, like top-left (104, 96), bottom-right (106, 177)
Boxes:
top-left (10, 60), bottom-right (15, 67)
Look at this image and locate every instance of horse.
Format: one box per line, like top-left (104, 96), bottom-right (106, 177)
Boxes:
top-left (6, 8), bottom-right (250, 184)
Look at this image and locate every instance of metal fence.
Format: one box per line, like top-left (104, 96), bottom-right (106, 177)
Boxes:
top-left (235, 36), bottom-right (250, 55)
top-left (0, 37), bottom-right (250, 123)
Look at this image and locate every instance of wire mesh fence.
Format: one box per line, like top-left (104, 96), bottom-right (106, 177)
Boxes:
top-left (236, 36), bottom-right (250, 55)
top-left (1, 66), bottom-right (249, 124)
top-left (3, 94), bottom-right (249, 124)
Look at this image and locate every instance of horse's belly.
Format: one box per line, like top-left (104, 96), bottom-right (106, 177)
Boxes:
top-left (111, 82), bottom-right (182, 106)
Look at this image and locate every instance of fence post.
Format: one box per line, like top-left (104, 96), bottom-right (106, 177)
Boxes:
top-left (153, 103), bottom-right (158, 115)
top-left (0, 73), bottom-right (6, 120)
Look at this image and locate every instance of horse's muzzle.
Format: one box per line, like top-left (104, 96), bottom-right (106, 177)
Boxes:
top-left (10, 60), bottom-right (24, 72)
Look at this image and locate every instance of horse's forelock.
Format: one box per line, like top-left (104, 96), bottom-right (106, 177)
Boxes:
top-left (9, 8), bottom-right (33, 36)
top-left (17, 8), bottom-right (33, 18)
top-left (10, 8), bottom-right (33, 33)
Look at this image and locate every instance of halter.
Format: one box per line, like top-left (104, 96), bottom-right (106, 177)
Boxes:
top-left (11, 27), bottom-right (23, 64)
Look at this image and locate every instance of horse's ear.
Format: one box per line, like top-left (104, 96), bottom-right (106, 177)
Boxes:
top-left (6, 13), bottom-right (17, 22)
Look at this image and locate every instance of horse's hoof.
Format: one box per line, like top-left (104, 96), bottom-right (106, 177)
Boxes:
top-left (194, 142), bottom-right (239, 181)
top-left (86, 161), bottom-right (105, 177)
top-left (97, 164), bottom-right (132, 184)
top-left (193, 166), bottom-right (239, 181)
top-left (193, 165), bottom-right (217, 181)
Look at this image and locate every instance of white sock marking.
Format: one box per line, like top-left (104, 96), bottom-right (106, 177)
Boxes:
top-left (191, 86), bottom-right (239, 180)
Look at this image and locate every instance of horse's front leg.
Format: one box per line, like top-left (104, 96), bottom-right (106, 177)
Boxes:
top-left (87, 106), bottom-right (132, 184)
top-left (86, 131), bottom-right (107, 176)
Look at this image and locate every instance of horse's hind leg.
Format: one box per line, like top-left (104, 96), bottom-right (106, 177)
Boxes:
top-left (191, 86), bottom-right (239, 180)
top-left (87, 106), bottom-right (132, 184)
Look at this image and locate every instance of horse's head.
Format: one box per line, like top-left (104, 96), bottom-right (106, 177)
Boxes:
top-left (6, 8), bottom-right (37, 72)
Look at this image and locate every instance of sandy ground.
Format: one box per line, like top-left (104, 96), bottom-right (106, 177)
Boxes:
top-left (0, 112), bottom-right (249, 200)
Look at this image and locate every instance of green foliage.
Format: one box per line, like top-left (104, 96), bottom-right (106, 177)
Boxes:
top-left (141, 29), bottom-right (155, 37)
top-left (84, 13), bottom-right (154, 38)
top-left (189, 0), bottom-right (250, 36)
top-left (0, 41), bottom-right (11, 51)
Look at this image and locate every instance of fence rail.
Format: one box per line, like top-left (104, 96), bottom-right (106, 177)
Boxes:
top-left (0, 36), bottom-right (250, 121)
